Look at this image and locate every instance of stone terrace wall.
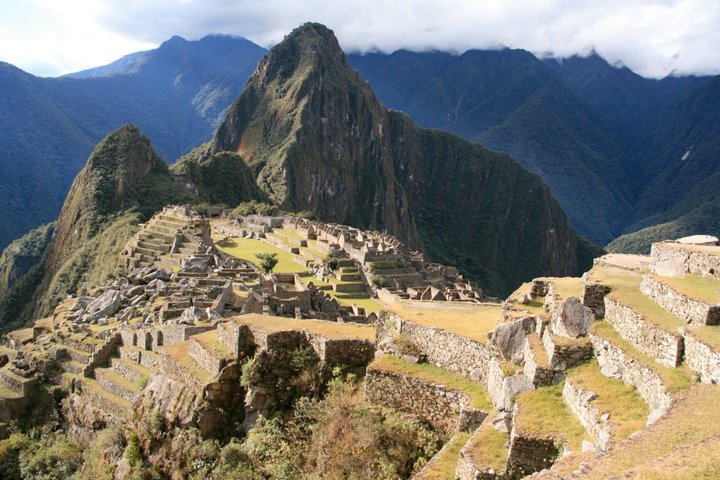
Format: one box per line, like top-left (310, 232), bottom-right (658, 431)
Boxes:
top-left (640, 276), bottom-right (719, 326)
top-left (365, 366), bottom-right (487, 436)
top-left (456, 434), bottom-right (506, 480)
top-left (604, 299), bottom-right (683, 368)
top-left (651, 243), bottom-right (720, 278)
top-left (523, 337), bottom-right (555, 387)
top-left (684, 332), bottom-right (720, 384)
top-left (377, 312), bottom-right (493, 380)
top-left (590, 333), bottom-right (672, 423)
top-left (583, 277), bottom-right (611, 318)
top-left (541, 329), bottom-right (594, 371)
top-left (238, 325), bottom-right (375, 367)
top-left (506, 414), bottom-right (559, 479)
top-left (562, 377), bottom-right (613, 450)
top-left (189, 338), bottom-right (226, 376)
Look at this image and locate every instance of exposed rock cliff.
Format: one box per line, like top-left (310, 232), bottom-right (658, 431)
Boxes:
top-left (211, 23), bottom-right (600, 294)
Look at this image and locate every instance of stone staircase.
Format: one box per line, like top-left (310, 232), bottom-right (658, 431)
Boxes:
top-left (121, 211), bottom-right (207, 271)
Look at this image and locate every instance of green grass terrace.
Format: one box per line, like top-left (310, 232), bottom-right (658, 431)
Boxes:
top-left (385, 300), bottom-right (502, 343)
top-left (232, 313), bottom-right (376, 341)
top-left (370, 355), bottom-right (492, 410)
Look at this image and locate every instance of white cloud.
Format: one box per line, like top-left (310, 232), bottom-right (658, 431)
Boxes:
top-left (0, 0), bottom-right (718, 78)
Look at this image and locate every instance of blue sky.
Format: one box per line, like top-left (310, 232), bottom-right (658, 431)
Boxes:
top-left (1, 0), bottom-right (718, 78)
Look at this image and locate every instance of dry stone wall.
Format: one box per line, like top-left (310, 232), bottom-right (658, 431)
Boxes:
top-left (640, 276), bottom-right (719, 326)
top-left (684, 332), bottom-right (720, 384)
top-left (377, 312), bottom-right (493, 380)
top-left (590, 333), bottom-right (672, 423)
top-left (582, 277), bottom-right (610, 318)
top-left (541, 329), bottom-right (594, 370)
top-left (523, 337), bottom-right (555, 387)
top-left (562, 377), bottom-right (613, 450)
top-left (604, 299), bottom-right (683, 368)
top-left (650, 243), bottom-right (720, 278)
top-left (506, 417), bottom-right (559, 478)
top-left (365, 366), bottom-right (487, 435)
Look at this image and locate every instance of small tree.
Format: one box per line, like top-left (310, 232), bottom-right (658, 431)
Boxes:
top-left (255, 253), bottom-right (279, 274)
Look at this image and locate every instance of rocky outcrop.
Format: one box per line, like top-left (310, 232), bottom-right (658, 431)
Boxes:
top-left (493, 316), bottom-right (536, 363)
top-left (551, 297), bottom-right (594, 338)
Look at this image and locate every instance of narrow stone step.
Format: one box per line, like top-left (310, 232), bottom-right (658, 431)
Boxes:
top-left (111, 357), bottom-right (151, 384)
top-left (95, 367), bottom-right (143, 402)
top-left (523, 334), bottom-right (555, 386)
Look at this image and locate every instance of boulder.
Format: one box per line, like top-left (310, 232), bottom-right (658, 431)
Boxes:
top-left (178, 306), bottom-right (207, 325)
top-left (182, 255), bottom-right (210, 273)
top-left (125, 285), bottom-right (145, 299)
top-left (70, 296), bottom-right (93, 312)
top-left (84, 289), bottom-right (122, 322)
top-left (551, 297), bottom-right (594, 339)
top-left (676, 234), bottom-right (719, 246)
top-left (493, 316), bottom-right (536, 362)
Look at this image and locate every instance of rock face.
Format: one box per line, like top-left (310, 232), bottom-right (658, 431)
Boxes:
top-left (83, 289), bottom-right (122, 323)
top-left (210, 22), bottom-right (600, 295)
top-left (493, 316), bottom-right (536, 362)
top-left (551, 297), bottom-right (594, 338)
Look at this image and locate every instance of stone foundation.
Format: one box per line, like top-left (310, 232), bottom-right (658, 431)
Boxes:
top-left (604, 298), bottom-right (683, 367)
top-left (640, 276), bottom-right (719, 326)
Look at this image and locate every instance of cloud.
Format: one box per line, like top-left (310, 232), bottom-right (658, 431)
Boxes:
top-left (1, 0), bottom-right (719, 78)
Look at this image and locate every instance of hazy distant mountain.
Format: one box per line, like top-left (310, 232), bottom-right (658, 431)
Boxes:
top-left (1, 32), bottom-right (717, 255)
top-left (0, 35), bottom-right (265, 250)
top-left (347, 50), bottom-right (708, 245)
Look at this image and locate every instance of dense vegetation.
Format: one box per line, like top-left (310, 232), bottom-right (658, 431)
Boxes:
top-left (0, 222), bottom-right (54, 299)
top-left (0, 378), bottom-right (439, 479)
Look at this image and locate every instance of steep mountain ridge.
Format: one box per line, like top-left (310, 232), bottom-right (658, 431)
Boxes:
top-left (348, 49), bottom-right (636, 244)
top-left (0, 35), bottom-right (266, 251)
top-left (33, 125), bottom-right (197, 317)
top-left (212, 23), bottom-right (599, 294)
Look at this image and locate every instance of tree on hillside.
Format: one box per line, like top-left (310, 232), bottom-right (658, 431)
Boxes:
top-left (255, 253), bottom-right (279, 274)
